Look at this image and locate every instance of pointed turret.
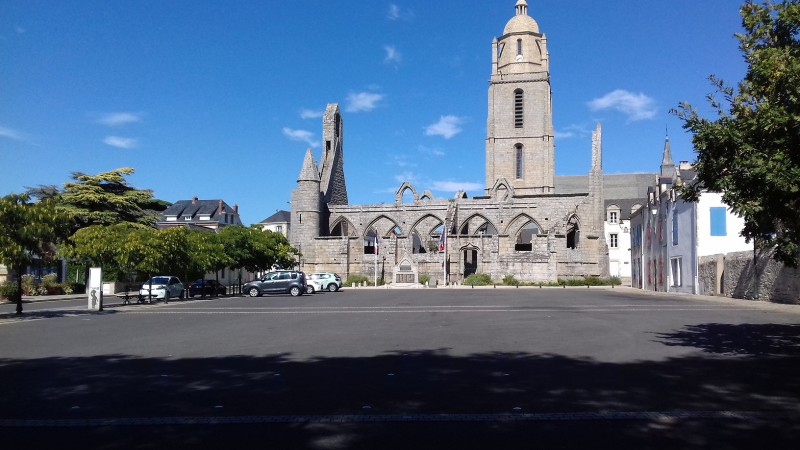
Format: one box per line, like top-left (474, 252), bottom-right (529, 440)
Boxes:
top-left (290, 148), bottom-right (322, 261)
top-left (298, 148), bottom-right (320, 182)
top-left (660, 135), bottom-right (675, 179)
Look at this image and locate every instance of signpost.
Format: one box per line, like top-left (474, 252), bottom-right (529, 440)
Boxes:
top-left (87, 267), bottom-right (103, 311)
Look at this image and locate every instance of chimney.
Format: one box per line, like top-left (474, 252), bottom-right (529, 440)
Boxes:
top-left (234, 203), bottom-right (239, 214)
top-left (192, 196), bottom-right (198, 205)
top-left (217, 200), bottom-right (223, 214)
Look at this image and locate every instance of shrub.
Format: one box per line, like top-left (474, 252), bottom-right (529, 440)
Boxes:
top-left (419, 274), bottom-right (431, 285)
top-left (21, 274), bottom-right (36, 296)
top-left (502, 275), bottom-right (520, 286)
top-left (464, 273), bottom-right (494, 286)
top-left (345, 274), bottom-right (369, 287)
top-left (0, 281), bottom-right (18, 300)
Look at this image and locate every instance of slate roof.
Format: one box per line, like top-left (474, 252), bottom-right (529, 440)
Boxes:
top-left (604, 198), bottom-right (646, 221)
top-left (159, 199), bottom-right (239, 224)
top-left (259, 210), bottom-right (291, 224)
top-left (555, 173), bottom-right (657, 199)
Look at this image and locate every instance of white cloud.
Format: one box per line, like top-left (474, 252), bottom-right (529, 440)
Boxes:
top-left (345, 91), bottom-right (384, 113)
top-left (103, 136), bottom-right (137, 149)
top-left (394, 171), bottom-right (417, 184)
top-left (0, 126), bottom-right (24, 141)
top-left (418, 145), bottom-right (445, 157)
top-left (300, 109), bottom-right (324, 120)
top-left (387, 4), bottom-right (413, 21)
top-left (282, 127), bottom-right (320, 147)
top-left (97, 112), bottom-right (142, 127)
top-left (553, 130), bottom-right (575, 139)
top-left (384, 45), bottom-right (402, 65)
top-left (588, 89), bottom-right (657, 121)
top-left (425, 115), bottom-right (464, 139)
top-left (430, 181), bottom-right (483, 193)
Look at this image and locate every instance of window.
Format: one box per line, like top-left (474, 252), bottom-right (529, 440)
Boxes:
top-left (515, 144), bottom-right (523, 179)
top-left (566, 216), bottom-right (580, 249)
top-left (517, 39), bottom-right (523, 57)
top-left (672, 212), bottom-right (678, 245)
top-left (514, 90), bottom-right (524, 128)
top-left (710, 207), bottom-right (727, 236)
top-left (609, 211), bottom-right (618, 224)
top-left (609, 233), bottom-right (618, 249)
top-left (276, 225), bottom-right (283, 234)
top-left (515, 222), bottom-right (539, 252)
top-left (670, 258), bottom-right (682, 287)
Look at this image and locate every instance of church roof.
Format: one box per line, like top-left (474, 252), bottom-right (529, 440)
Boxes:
top-left (297, 148), bottom-right (320, 182)
top-left (556, 173), bottom-right (657, 200)
top-left (504, 0), bottom-right (539, 35)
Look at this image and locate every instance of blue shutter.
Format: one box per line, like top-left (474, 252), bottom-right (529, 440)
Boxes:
top-left (710, 207), bottom-right (727, 236)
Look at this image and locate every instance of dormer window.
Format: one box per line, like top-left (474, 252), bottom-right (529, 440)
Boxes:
top-left (183, 215), bottom-right (192, 220)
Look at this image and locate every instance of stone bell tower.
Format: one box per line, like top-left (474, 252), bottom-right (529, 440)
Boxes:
top-left (486, 0), bottom-right (555, 195)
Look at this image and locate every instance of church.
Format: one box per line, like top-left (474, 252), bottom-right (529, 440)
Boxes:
top-left (289, 1), bottom-right (622, 285)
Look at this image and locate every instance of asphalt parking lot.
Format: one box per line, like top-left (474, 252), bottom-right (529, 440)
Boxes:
top-left (1, 287), bottom-right (799, 449)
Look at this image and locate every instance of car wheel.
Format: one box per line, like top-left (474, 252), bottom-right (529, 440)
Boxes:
top-left (306, 285), bottom-right (315, 294)
top-left (248, 287), bottom-right (261, 297)
top-left (328, 283), bottom-right (338, 292)
top-left (179, 289), bottom-right (185, 299)
top-left (290, 286), bottom-right (301, 297)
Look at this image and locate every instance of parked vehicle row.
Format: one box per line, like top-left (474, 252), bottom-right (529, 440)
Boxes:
top-left (135, 271), bottom-right (343, 303)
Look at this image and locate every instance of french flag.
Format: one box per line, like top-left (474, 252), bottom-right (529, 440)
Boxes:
top-left (374, 235), bottom-right (380, 255)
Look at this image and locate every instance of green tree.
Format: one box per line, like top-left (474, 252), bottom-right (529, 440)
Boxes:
top-left (185, 231), bottom-right (230, 282)
top-left (218, 226), bottom-right (298, 275)
top-left (673, 0), bottom-right (800, 267)
top-left (61, 223), bottom-right (155, 283)
top-left (29, 168), bottom-right (170, 230)
top-left (0, 194), bottom-right (72, 314)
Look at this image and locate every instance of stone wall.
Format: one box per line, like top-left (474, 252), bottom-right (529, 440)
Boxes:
top-left (698, 249), bottom-right (800, 304)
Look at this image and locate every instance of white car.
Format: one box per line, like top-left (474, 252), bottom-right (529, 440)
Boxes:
top-left (309, 273), bottom-right (342, 292)
top-left (306, 278), bottom-right (323, 294)
top-left (139, 276), bottom-right (185, 303)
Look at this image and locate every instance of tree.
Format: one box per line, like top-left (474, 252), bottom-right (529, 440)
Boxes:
top-left (0, 194), bottom-right (72, 314)
top-left (61, 223), bottom-right (155, 283)
top-left (29, 168), bottom-right (170, 230)
top-left (673, 0), bottom-right (800, 267)
top-left (218, 226), bottom-right (298, 274)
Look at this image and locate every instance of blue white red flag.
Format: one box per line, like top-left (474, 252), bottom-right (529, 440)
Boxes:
top-left (438, 229), bottom-right (446, 252)
top-left (374, 235), bottom-right (380, 255)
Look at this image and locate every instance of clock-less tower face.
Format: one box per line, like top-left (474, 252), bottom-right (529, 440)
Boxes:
top-left (485, 0), bottom-right (555, 195)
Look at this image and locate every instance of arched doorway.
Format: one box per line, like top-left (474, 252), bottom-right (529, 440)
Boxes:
top-left (463, 248), bottom-right (478, 277)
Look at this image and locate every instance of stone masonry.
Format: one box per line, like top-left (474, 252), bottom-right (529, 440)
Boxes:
top-left (290, 1), bottom-right (609, 284)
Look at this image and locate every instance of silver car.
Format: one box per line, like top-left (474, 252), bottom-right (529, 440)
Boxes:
top-left (139, 276), bottom-right (185, 303)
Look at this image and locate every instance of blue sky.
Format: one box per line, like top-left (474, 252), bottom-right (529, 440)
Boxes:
top-left (1, 1), bottom-right (747, 225)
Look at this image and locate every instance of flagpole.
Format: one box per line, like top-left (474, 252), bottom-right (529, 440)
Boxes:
top-left (374, 235), bottom-right (379, 287)
top-left (442, 228), bottom-right (447, 287)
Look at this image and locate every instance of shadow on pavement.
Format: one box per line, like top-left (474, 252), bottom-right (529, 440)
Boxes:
top-left (1, 322), bottom-right (800, 448)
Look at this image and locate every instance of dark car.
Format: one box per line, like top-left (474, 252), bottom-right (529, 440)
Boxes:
top-left (189, 279), bottom-right (226, 297)
top-left (243, 270), bottom-right (306, 297)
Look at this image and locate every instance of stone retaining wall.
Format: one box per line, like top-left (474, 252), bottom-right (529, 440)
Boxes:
top-left (698, 249), bottom-right (799, 304)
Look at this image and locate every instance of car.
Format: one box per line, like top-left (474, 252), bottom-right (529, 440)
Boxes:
top-left (189, 279), bottom-right (226, 297)
top-left (243, 270), bottom-right (306, 297)
top-left (309, 273), bottom-right (342, 292)
top-left (306, 278), bottom-right (323, 294)
top-left (139, 276), bottom-right (184, 303)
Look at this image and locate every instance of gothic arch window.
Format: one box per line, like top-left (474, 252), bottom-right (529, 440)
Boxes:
top-left (514, 89), bottom-right (524, 128)
top-left (515, 221), bottom-right (540, 252)
top-left (459, 222), bottom-right (469, 236)
top-left (517, 39), bottom-right (523, 57)
top-left (515, 144), bottom-right (524, 179)
top-left (412, 231), bottom-right (427, 254)
top-left (476, 222), bottom-right (498, 236)
top-left (567, 216), bottom-right (580, 249)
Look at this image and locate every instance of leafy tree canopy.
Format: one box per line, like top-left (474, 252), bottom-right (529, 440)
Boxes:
top-left (673, 0), bottom-right (800, 267)
top-left (28, 168), bottom-right (170, 230)
top-left (0, 194), bottom-right (72, 313)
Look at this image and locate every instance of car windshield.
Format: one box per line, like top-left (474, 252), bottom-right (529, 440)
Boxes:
top-left (147, 277), bottom-right (170, 285)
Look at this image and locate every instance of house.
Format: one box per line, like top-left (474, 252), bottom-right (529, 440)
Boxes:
top-left (156, 197), bottom-right (247, 287)
top-left (630, 138), bottom-right (751, 293)
top-left (157, 197), bottom-right (242, 231)
top-left (257, 210), bottom-right (290, 239)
